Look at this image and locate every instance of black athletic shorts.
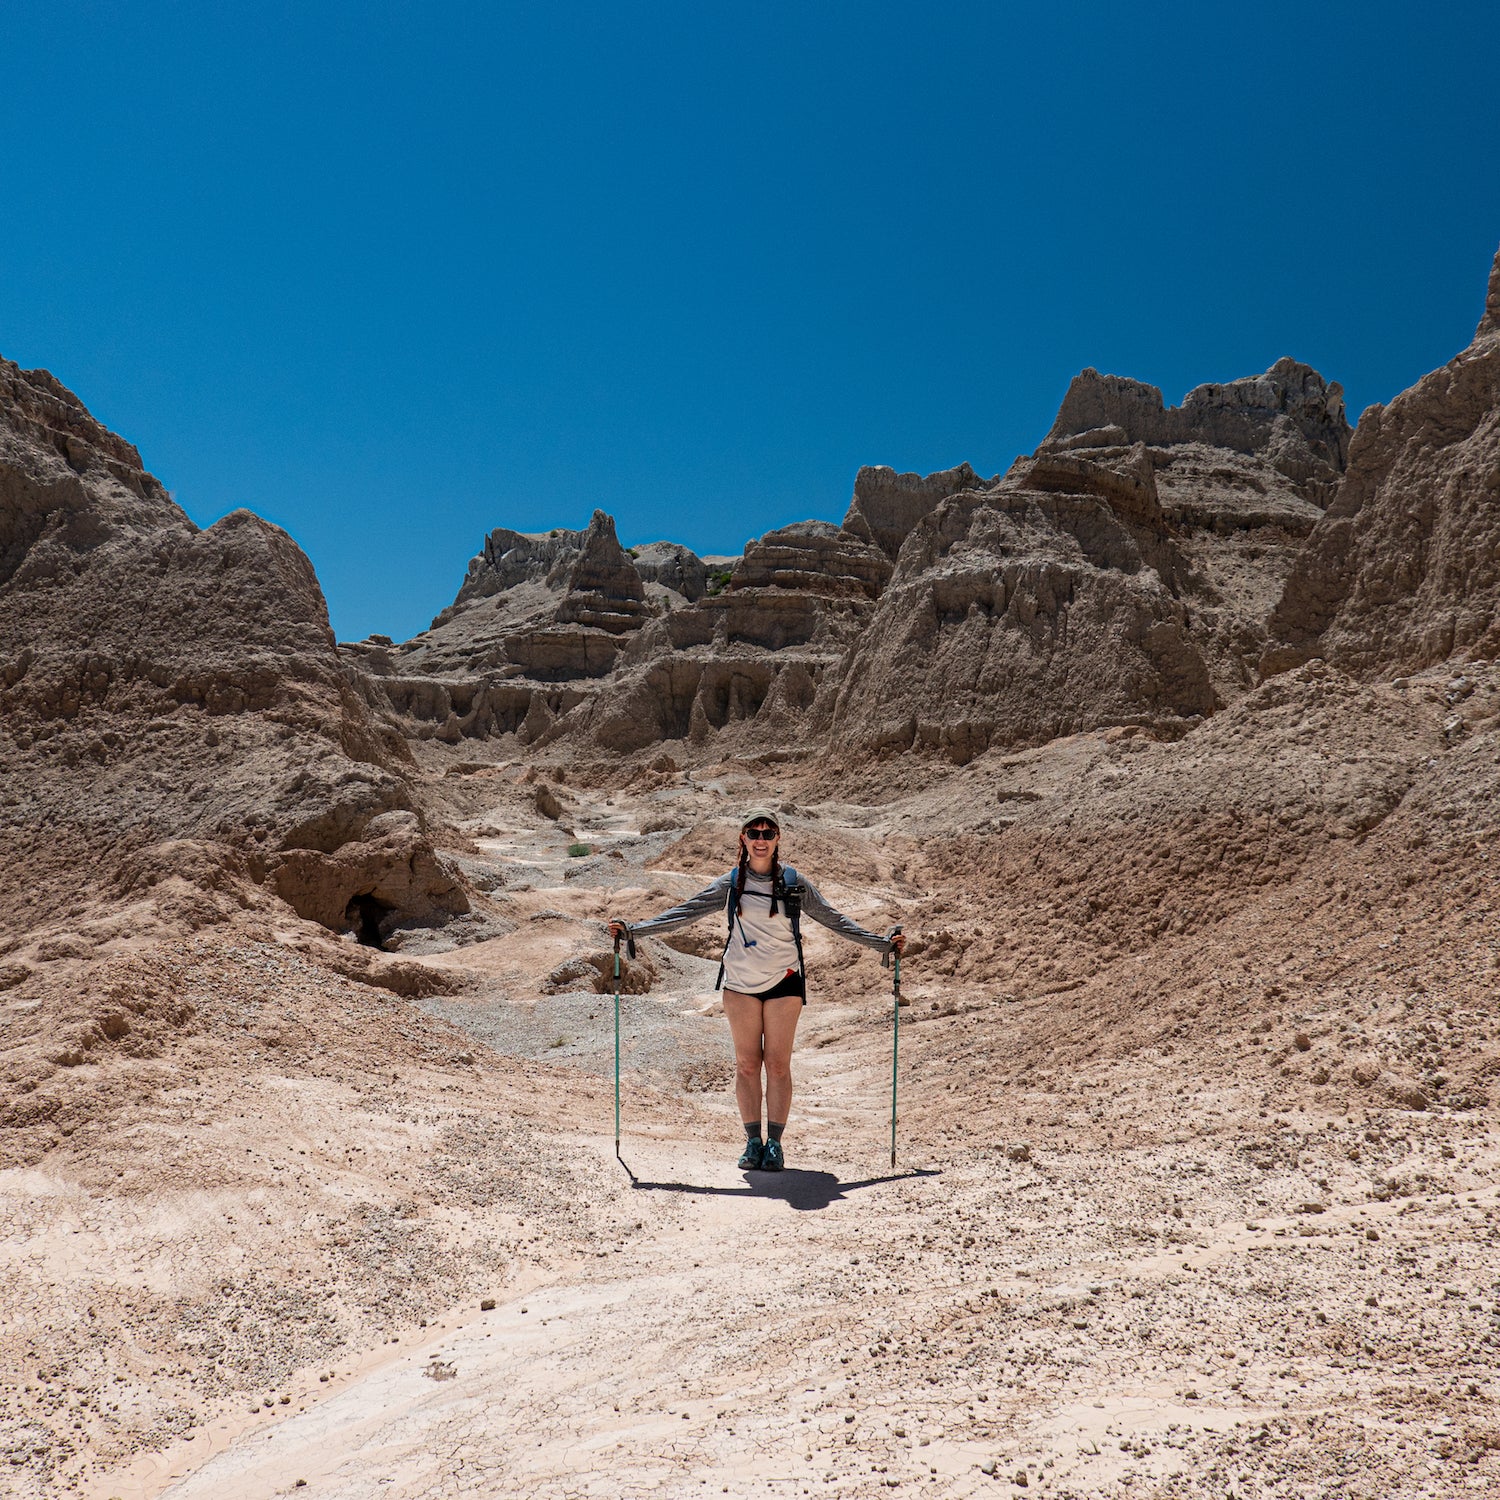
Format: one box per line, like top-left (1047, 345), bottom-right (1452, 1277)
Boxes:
top-left (748, 969), bottom-right (806, 1003)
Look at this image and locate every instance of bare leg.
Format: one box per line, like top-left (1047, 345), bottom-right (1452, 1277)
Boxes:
top-left (760, 995), bottom-right (802, 1127)
top-left (722, 991), bottom-right (766, 1128)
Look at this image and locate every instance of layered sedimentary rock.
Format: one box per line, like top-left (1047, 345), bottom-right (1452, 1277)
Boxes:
top-left (391, 510), bottom-right (669, 690)
top-left (1011, 443), bottom-right (1166, 532)
top-left (1266, 248), bottom-right (1500, 677)
top-left (631, 540), bottom-right (707, 601)
top-left (384, 455), bottom-right (1003, 753)
top-left (381, 502), bottom-right (909, 752)
top-left (375, 356), bottom-right (1359, 759)
top-left (841, 462), bottom-right (989, 560)
top-left (0, 356), bottom-right (467, 940)
top-left (574, 651), bottom-right (816, 754)
top-left (570, 520), bottom-right (896, 753)
top-left (1045, 357), bottom-right (1349, 503)
top-left (664, 520), bottom-right (893, 653)
top-left (821, 459), bottom-right (1215, 763)
top-left (446, 524), bottom-right (581, 608)
top-left (1035, 359), bottom-right (1353, 695)
top-left (729, 520), bottom-right (891, 598)
top-left (554, 511), bottom-right (650, 632)
top-left (362, 511), bottom-right (687, 743)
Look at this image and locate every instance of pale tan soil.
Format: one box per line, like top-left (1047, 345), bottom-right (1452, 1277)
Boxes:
top-left (5, 669), bottom-right (1500, 1500)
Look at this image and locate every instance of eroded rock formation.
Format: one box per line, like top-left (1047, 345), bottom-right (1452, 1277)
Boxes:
top-left (0, 357), bottom-right (467, 941)
top-left (554, 511), bottom-right (650, 633)
top-left (1044, 357), bottom-right (1350, 503)
top-left (821, 460), bottom-right (1214, 762)
top-left (842, 462), bottom-right (988, 560)
top-left (632, 540), bottom-right (707, 601)
top-left (730, 520), bottom-right (891, 599)
top-left (1031, 359), bottom-right (1354, 696)
top-left (389, 510), bottom-right (676, 689)
top-left (368, 350), bottom-right (1365, 761)
top-left (27, 252), bottom-right (1482, 795)
top-left (1265, 247), bottom-right (1500, 677)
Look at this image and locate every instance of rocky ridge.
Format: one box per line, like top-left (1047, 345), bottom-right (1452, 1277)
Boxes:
top-left (364, 353), bottom-right (1359, 762)
top-left (820, 452), bottom-right (1214, 762)
top-left (1043, 357), bottom-right (1350, 504)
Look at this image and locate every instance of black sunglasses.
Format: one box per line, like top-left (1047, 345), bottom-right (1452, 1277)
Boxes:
top-left (743, 824), bottom-right (778, 839)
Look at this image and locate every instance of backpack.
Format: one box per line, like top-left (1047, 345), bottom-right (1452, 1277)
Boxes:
top-left (715, 864), bottom-right (805, 990)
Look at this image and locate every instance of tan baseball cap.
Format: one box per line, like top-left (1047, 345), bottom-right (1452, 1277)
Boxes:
top-left (740, 807), bottom-right (780, 830)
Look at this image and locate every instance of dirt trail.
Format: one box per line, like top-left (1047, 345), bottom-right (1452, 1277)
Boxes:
top-left (60, 762), bottom-right (1500, 1498)
top-left (95, 1005), bottom-right (1500, 1499)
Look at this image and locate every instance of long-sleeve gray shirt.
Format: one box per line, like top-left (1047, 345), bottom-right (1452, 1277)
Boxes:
top-left (626, 868), bottom-right (892, 993)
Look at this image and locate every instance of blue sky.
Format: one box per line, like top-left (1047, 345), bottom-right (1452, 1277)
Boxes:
top-left (2, 2), bottom-right (1497, 642)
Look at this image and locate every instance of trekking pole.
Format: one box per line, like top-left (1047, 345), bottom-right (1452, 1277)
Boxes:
top-left (613, 933), bottom-right (622, 1160)
top-left (885, 927), bottom-right (903, 1169)
top-left (611, 925), bottom-right (636, 1162)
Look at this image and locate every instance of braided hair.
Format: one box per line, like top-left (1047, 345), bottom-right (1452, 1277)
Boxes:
top-left (733, 842), bottom-right (750, 919)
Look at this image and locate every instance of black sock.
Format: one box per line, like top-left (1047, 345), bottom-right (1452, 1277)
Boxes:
top-left (744, 1121), bottom-right (763, 1141)
top-left (767, 1122), bottom-right (785, 1141)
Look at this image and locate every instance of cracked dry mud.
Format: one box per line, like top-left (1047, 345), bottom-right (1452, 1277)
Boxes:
top-left (7, 737), bottom-right (1487, 1500)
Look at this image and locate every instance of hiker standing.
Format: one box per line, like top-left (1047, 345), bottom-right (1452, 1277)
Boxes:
top-left (609, 808), bottom-right (904, 1172)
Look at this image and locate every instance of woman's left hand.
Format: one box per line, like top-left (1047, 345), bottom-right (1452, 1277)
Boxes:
top-left (891, 932), bottom-right (906, 955)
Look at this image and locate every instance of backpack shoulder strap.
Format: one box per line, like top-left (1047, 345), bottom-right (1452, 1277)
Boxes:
top-left (716, 869), bottom-right (738, 990)
top-left (777, 865), bottom-right (806, 979)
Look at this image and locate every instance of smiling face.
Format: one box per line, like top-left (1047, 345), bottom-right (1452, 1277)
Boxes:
top-left (740, 819), bottom-right (780, 868)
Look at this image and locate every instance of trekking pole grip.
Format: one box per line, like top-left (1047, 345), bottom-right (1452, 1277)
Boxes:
top-left (610, 923), bottom-right (636, 966)
top-left (882, 925), bottom-right (903, 970)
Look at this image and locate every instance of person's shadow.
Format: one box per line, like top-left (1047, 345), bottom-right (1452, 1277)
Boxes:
top-left (621, 1163), bottom-right (939, 1211)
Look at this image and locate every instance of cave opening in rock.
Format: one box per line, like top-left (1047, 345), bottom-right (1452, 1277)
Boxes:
top-left (346, 892), bottom-right (393, 948)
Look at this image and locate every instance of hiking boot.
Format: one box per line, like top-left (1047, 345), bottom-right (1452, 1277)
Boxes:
top-left (760, 1138), bottom-right (785, 1172)
top-left (738, 1138), bottom-right (764, 1170)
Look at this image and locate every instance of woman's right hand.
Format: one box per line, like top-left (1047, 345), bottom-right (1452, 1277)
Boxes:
top-left (608, 920), bottom-right (628, 941)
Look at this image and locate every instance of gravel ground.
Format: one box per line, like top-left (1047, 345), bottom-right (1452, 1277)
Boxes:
top-left (6, 703), bottom-right (1499, 1499)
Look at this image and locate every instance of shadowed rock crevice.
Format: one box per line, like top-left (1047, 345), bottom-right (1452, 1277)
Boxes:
top-left (346, 891), bottom-right (395, 947)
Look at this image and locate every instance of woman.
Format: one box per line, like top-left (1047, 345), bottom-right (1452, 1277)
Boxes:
top-left (609, 809), bottom-right (904, 1172)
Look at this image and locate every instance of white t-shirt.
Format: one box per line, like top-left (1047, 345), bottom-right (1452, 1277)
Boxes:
top-left (721, 871), bottom-right (801, 994)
